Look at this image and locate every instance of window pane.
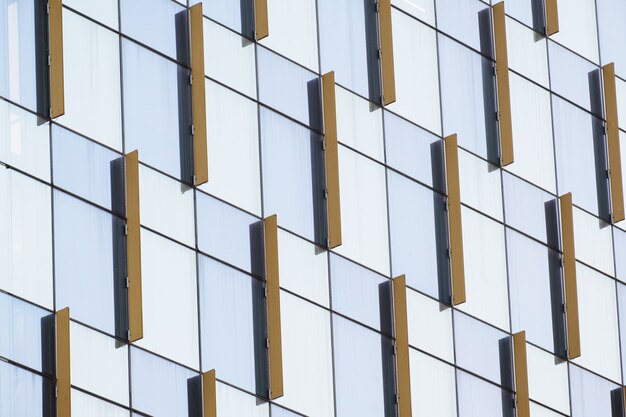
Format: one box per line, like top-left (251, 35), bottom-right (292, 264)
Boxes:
top-left (257, 47), bottom-right (321, 131)
top-left (131, 347), bottom-right (198, 417)
top-left (0, 292), bottom-right (50, 372)
top-left (318, 0), bottom-right (378, 100)
top-left (569, 364), bottom-right (619, 417)
top-left (275, 292), bottom-right (334, 417)
top-left (120, 0), bottom-right (186, 62)
top-left (64, 0), bottom-right (118, 29)
top-left (199, 256), bottom-right (266, 394)
top-left (393, 0), bottom-right (435, 25)
top-left (72, 390), bottom-right (129, 417)
top-left (439, 34), bottom-right (497, 162)
top-left (333, 315), bottom-right (394, 417)
top-left (139, 165), bottom-right (195, 247)
top-left (507, 229), bottom-right (561, 353)
top-left (52, 125), bottom-right (123, 213)
top-left (336, 86), bottom-right (384, 162)
top-left (410, 349), bottom-right (457, 417)
top-left (216, 382), bottom-right (269, 417)
top-left (384, 110), bottom-right (444, 190)
top-left (549, 0), bottom-right (599, 63)
top-left (59, 10), bottom-right (122, 151)
top-left (459, 207), bottom-right (509, 330)
top-left (278, 229), bottom-right (329, 307)
top-left (192, 0), bottom-right (254, 38)
top-left (260, 108), bottom-right (324, 243)
top-left (507, 73), bottom-right (555, 193)
top-left (196, 192), bottom-right (261, 275)
top-left (572, 263), bottom-right (621, 383)
top-left (330, 253), bottom-right (388, 331)
top-left (388, 170), bottom-right (448, 299)
top-left (436, 0), bottom-right (492, 54)
top-left (0, 362), bottom-right (48, 417)
top-left (136, 230), bottom-right (199, 369)
top-left (0, 169), bottom-right (53, 309)
top-left (0, 0), bottom-right (37, 112)
top-left (201, 80), bottom-right (261, 215)
top-left (123, 40), bottom-right (190, 179)
top-left (54, 191), bottom-right (122, 335)
top-left (526, 344), bottom-right (570, 415)
top-left (407, 289), bottom-right (454, 362)
top-left (458, 148), bottom-right (503, 220)
top-left (71, 322), bottom-right (129, 406)
top-left (336, 145), bottom-right (390, 275)
top-left (387, 11), bottom-right (440, 134)
top-left (457, 370), bottom-right (513, 417)
top-left (572, 207), bottom-right (614, 276)
top-left (259, 0), bottom-right (318, 71)
top-left (0, 98), bottom-right (50, 181)
top-left (506, 16), bottom-right (548, 87)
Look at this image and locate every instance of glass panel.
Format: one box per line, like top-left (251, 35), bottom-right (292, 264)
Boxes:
top-left (550, 0), bottom-right (599, 63)
top-left (52, 125), bottom-right (122, 213)
top-left (199, 256), bottom-right (265, 394)
top-left (192, 0), bottom-right (254, 38)
top-left (618, 283), bottom-right (626, 382)
top-left (410, 349), bottom-right (457, 417)
top-left (459, 207), bottom-right (509, 330)
top-left (572, 263), bottom-right (621, 383)
top-left (139, 164), bottom-right (195, 247)
top-left (614, 227), bottom-right (626, 283)
top-left (0, 169), bottom-right (53, 309)
top-left (257, 47), bottom-right (321, 131)
top-left (530, 402), bottom-right (565, 417)
top-left (506, 17), bottom-right (548, 87)
top-left (260, 108), bottom-right (324, 243)
top-left (406, 289), bottom-right (454, 362)
top-left (201, 80), bottom-right (261, 215)
top-left (0, 0), bottom-right (37, 112)
top-left (499, 0), bottom-right (539, 30)
top-left (54, 191), bottom-right (121, 335)
top-left (596, 0), bottom-right (626, 72)
top-left (120, 0), bottom-right (186, 62)
top-left (573, 207), bottom-right (614, 276)
top-left (548, 41), bottom-right (600, 115)
top-left (454, 311), bottom-right (511, 388)
top-left (388, 170), bottom-right (448, 299)
top-left (63, 0), bottom-right (118, 29)
top-left (216, 382), bottom-right (269, 417)
top-left (275, 292), bottom-right (334, 417)
top-left (333, 315), bottom-right (394, 417)
top-left (0, 98), bottom-right (49, 181)
top-left (204, 18), bottom-right (256, 98)
top-left (278, 229), bottom-right (329, 308)
top-left (387, 10), bottom-right (441, 135)
top-left (0, 362), bottom-right (47, 417)
top-left (196, 192), bottom-right (260, 274)
top-left (502, 172), bottom-right (557, 245)
top-left (507, 229), bottom-right (561, 353)
top-left (136, 229), bottom-right (199, 369)
top-left (436, 0), bottom-right (492, 55)
top-left (71, 322), bottom-right (129, 406)
top-left (457, 370), bottom-right (513, 417)
top-left (259, 0), bottom-right (318, 71)
top-left (393, 0), bottom-right (435, 25)
top-left (507, 72), bottom-right (556, 193)
top-left (458, 148), bottom-right (503, 220)
top-left (318, 0), bottom-right (378, 100)
top-left (123, 39), bottom-right (190, 179)
top-left (526, 344), bottom-right (570, 415)
top-left (0, 292), bottom-right (50, 372)
top-left (131, 347), bottom-right (198, 417)
top-left (553, 95), bottom-right (608, 218)
top-left (336, 145), bottom-right (390, 275)
top-left (59, 10), bottom-right (122, 151)
top-left (336, 86), bottom-right (384, 162)
top-left (72, 390), bottom-right (129, 417)
top-left (384, 110), bottom-right (444, 190)
top-left (330, 253), bottom-right (388, 331)
top-left (569, 364), bottom-right (619, 417)
top-left (439, 34), bottom-right (498, 162)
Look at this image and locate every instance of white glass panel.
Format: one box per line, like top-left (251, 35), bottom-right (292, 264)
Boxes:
top-left (407, 289), bottom-right (454, 362)
top-left (527, 344), bottom-right (570, 415)
top-left (410, 349), bottom-right (457, 417)
top-left (550, 0), bottom-right (599, 63)
top-left (458, 148), bottom-right (503, 221)
top-left (573, 207), bottom-right (614, 276)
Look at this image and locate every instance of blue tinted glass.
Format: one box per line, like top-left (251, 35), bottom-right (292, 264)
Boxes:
top-left (596, 0), bottom-right (626, 76)
top-left (199, 256), bottom-right (266, 395)
top-left (192, 0), bottom-right (254, 38)
top-left (260, 108), bottom-right (325, 243)
top-left (257, 47), bottom-right (322, 131)
top-left (388, 171), bottom-right (448, 301)
top-left (54, 191), bottom-right (124, 336)
top-left (196, 192), bottom-right (261, 275)
top-left (0, 362), bottom-right (50, 417)
top-left (439, 34), bottom-right (498, 163)
top-left (384, 110), bottom-right (444, 191)
top-left (52, 125), bottom-right (123, 214)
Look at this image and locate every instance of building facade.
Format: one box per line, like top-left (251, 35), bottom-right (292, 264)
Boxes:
top-left (1, 0), bottom-right (626, 416)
